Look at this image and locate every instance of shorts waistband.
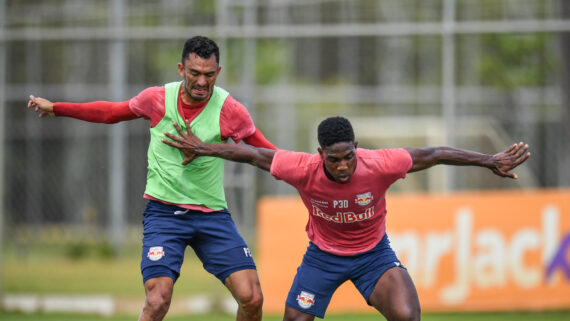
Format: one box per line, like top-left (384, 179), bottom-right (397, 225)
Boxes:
top-left (146, 199), bottom-right (230, 215)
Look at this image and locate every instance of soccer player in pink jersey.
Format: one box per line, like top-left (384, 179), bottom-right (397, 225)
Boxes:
top-left (163, 116), bottom-right (530, 321)
top-left (27, 36), bottom-right (275, 321)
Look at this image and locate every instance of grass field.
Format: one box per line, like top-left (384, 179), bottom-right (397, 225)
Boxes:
top-left (1, 310), bottom-right (569, 321)
top-left (2, 242), bottom-right (226, 298)
top-left (2, 242), bottom-right (569, 320)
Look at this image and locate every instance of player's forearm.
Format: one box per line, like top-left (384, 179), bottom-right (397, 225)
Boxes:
top-left (54, 100), bottom-right (137, 124)
top-left (195, 143), bottom-right (273, 171)
top-left (407, 147), bottom-right (493, 172)
top-left (435, 147), bottom-right (493, 167)
top-left (195, 143), bottom-right (252, 162)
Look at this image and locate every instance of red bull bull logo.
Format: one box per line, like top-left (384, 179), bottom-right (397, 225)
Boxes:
top-left (147, 246), bottom-right (165, 261)
top-left (296, 291), bottom-right (315, 309)
top-left (355, 192), bottom-right (373, 206)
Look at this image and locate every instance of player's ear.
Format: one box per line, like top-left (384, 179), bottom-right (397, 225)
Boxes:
top-left (318, 147), bottom-right (325, 161)
top-left (354, 141), bottom-right (358, 149)
top-left (177, 62), bottom-right (185, 77)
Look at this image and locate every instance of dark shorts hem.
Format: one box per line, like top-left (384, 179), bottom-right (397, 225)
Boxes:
top-left (215, 264), bottom-right (257, 284)
top-left (142, 265), bottom-right (179, 284)
top-left (364, 264), bottom-right (407, 304)
top-left (285, 302), bottom-right (325, 319)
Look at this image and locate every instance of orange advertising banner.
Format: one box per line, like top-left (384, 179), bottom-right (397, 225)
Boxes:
top-left (257, 189), bottom-right (570, 314)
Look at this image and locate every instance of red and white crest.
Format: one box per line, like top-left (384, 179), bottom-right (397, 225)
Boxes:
top-left (355, 192), bottom-right (373, 206)
top-left (147, 246), bottom-right (165, 261)
top-left (296, 291), bottom-right (315, 309)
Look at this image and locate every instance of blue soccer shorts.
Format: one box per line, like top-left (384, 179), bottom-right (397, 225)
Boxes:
top-left (285, 234), bottom-right (403, 318)
top-left (140, 200), bottom-right (256, 284)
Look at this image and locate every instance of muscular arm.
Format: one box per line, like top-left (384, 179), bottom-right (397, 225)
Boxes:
top-left (54, 101), bottom-right (137, 123)
top-left (28, 95), bottom-right (138, 123)
top-left (404, 143), bottom-right (530, 179)
top-left (162, 121), bottom-right (276, 171)
top-left (192, 141), bottom-right (276, 172)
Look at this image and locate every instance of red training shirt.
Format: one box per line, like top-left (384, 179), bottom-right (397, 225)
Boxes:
top-left (270, 148), bottom-right (412, 256)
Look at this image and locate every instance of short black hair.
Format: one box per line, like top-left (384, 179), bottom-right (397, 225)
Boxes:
top-left (317, 116), bottom-right (355, 148)
top-left (181, 36), bottom-right (220, 64)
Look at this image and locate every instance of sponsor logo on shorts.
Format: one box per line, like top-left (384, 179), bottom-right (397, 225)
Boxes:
top-left (147, 246), bottom-right (165, 261)
top-left (296, 291), bottom-right (315, 309)
top-left (243, 247), bottom-right (252, 257)
top-left (355, 192), bottom-right (373, 206)
top-left (174, 209), bottom-right (190, 215)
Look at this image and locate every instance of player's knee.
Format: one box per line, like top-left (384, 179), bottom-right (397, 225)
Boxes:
top-left (144, 284), bottom-right (173, 315)
top-left (390, 304), bottom-right (420, 321)
top-left (145, 292), bottom-right (172, 316)
top-left (236, 288), bottom-right (263, 315)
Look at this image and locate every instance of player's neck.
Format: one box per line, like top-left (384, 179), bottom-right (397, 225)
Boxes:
top-left (322, 163), bottom-right (336, 182)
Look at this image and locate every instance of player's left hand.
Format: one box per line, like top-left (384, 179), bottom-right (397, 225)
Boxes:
top-left (490, 142), bottom-right (530, 179)
top-left (27, 95), bottom-right (55, 118)
top-left (162, 120), bottom-right (202, 165)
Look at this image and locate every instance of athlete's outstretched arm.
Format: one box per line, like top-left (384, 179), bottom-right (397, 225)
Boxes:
top-left (162, 121), bottom-right (276, 172)
top-left (28, 95), bottom-right (137, 123)
top-left (404, 142), bottom-right (530, 179)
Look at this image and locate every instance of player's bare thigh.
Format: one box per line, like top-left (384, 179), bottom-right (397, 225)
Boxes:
top-left (368, 266), bottom-right (420, 321)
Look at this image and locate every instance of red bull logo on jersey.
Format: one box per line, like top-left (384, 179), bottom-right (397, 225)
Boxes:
top-left (355, 192), bottom-right (373, 206)
top-left (296, 291), bottom-right (315, 309)
top-left (312, 205), bottom-right (375, 223)
top-left (147, 246), bottom-right (165, 261)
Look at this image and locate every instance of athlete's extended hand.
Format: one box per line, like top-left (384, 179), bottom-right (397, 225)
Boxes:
top-left (28, 95), bottom-right (55, 118)
top-left (162, 120), bottom-right (202, 165)
top-left (489, 142), bottom-right (531, 179)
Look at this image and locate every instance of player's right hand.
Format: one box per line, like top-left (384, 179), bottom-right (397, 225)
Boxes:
top-left (490, 142), bottom-right (530, 179)
top-left (28, 95), bottom-right (55, 118)
top-left (162, 120), bottom-right (202, 165)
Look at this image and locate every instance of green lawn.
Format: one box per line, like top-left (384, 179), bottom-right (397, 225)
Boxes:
top-left (0, 311), bottom-right (569, 321)
top-left (2, 243), bottom-right (569, 320)
top-left (2, 243), bottom-right (226, 299)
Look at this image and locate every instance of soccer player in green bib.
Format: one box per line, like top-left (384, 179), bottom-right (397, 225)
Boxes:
top-left (28, 36), bottom-right (276, 321)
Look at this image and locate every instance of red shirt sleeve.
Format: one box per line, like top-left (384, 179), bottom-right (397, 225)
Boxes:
top-left (368, 148), bottom-right (412, 185)
top-left (270, 150), bottom-right (314, 186)
top-left (53, 100), bottom-right (137, 124)
top-left (220, 95), bottom-right (277, 149)
top-left (129, 86), bottom-right (167, 127)
top-left (243, 129), bottom-right (278, 150)
top-left (52, 86), bottom-right (168, 125)
top-left (219, 95), bottom-right (257, 143)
